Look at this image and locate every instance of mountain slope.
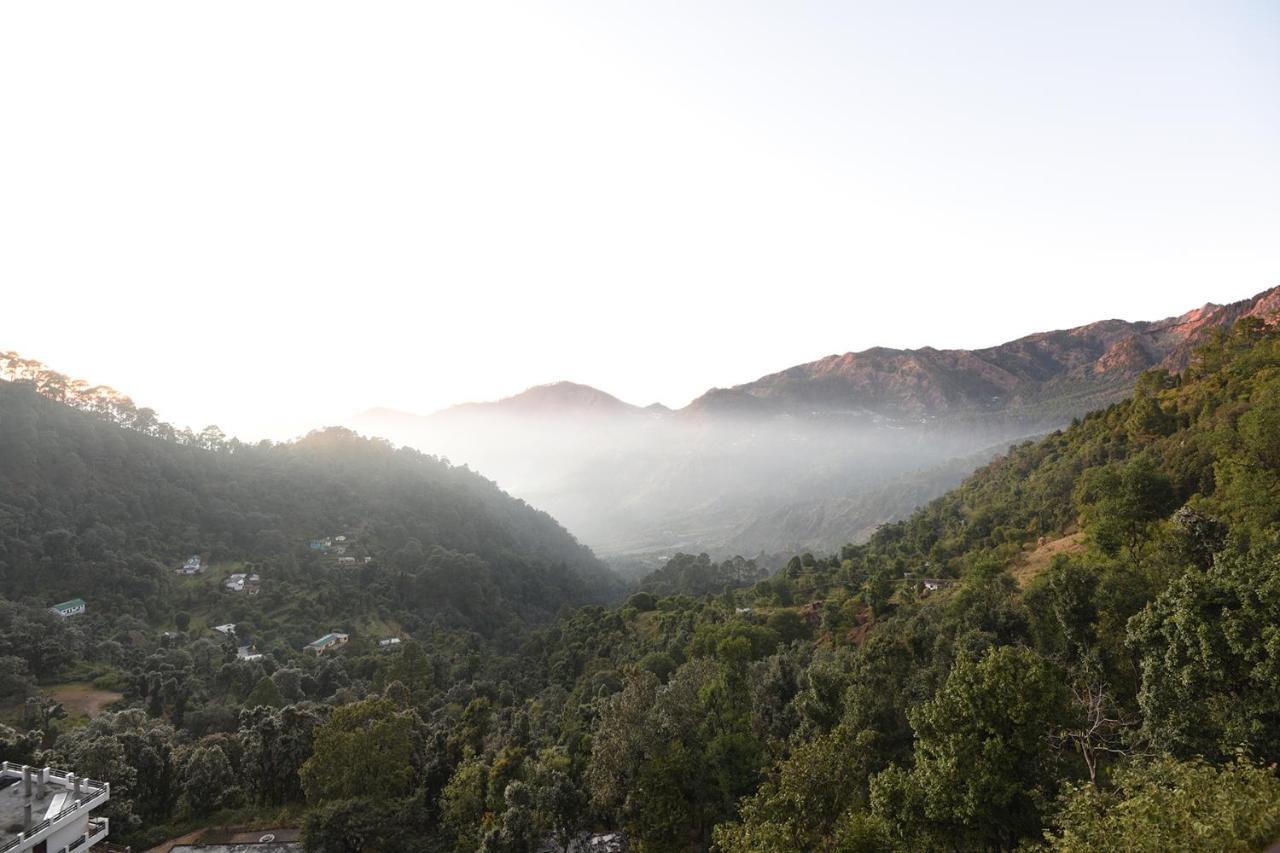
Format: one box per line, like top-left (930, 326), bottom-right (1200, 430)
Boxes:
top-left (0, 378), bottom-right (620, 632)
top-left (356, 286), bottom-right (1280, 564)
top-left (684, 285), bottom-right (1280, 420)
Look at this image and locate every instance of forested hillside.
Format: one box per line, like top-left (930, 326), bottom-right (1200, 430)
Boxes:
top-left (5, 318), bottom-right (1280, 851)
top-left (0, 378), bottom-right (618, 628)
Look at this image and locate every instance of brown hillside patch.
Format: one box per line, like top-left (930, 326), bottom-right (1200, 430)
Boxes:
top-left (46, 682), bottom-right (123, 718)
top-left (1013, 532), bottom-right (1086, 587)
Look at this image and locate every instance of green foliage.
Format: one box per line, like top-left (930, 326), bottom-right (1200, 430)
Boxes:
top-left (301, 697), bottom-right (416, 804)
top-left (1129, 545), bottom-right (1280, 761)
top-left (639, 553), bottom-right (768, 598)
top-left (182, 743), bottom-right (239, 815)
top-left (8, 317), bottom-right (1280, 852)
top-left (713, 724), bottom-right (879, 851)
top-left (245, 676), bottom-right (287, 709)
top-left (1074, 457), bottom-right (1176, 563)
top-left (627, 591), bottom-right (658, 611)
top-left (1045, 756), bottom-right (1280, 852)
top-left (872, 646), bottom-right (1068, 850)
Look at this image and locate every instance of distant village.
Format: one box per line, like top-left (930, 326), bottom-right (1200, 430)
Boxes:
top-left (155, 533), bottom-right (396, 656)
top-left (52, 533), bottom-right (399, 658)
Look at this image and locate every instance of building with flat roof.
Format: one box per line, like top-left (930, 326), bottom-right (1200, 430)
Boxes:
top-left (0, 761), bottom-right (111, 853)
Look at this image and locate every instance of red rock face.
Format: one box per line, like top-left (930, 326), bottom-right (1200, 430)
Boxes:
top-left (683, 286), bottom-right (1280, 419)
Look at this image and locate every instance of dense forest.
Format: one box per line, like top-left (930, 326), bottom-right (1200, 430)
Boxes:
top-left (4, 319), bottom-right (1280, 851)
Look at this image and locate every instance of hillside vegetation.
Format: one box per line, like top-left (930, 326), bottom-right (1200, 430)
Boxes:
top-left (4, 318), bottom-right (1280, 851)
top-left (0, 378), bottom-right (617, 632)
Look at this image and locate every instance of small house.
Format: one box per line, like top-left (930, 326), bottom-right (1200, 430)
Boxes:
top-left (212, 623), bottom-right (237, 636)
top-left (306, 632), bottom-right (349, 655)
top-left (177, 555), bottom-right (203, 575)
top-left (309, 539), bottom-right (331, 551)
top-left (920, 578), bottom-right (956, 594)
top-left (50, 598), bottom-right (86, 619)
top-left (378, 637), bottom-right (401, 648)
top-left (337, 556), bottom-right (356, 564)
top-left (225, 573), bottom-right (247, 592)
top-left (237, 645), bottom-right (264, 662)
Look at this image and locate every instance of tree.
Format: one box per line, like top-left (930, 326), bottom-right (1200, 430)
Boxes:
top-left (183, 743), bottom-right (238, 815)
top-left (244, 675), bottom-right (286, 708)
top-left (0, 655), bottom-right (36, 700)
top-left (441, 751), bottom-right (490, 849)
top-left (766, 609), bottom-right (810, 644)
top-left (1128, 545), bottom-right (1280, 762)
top-left (872, 646), bottom-right (1068, 850)
top-left (531, 754), bottom-right (587, 853)
top-left (480, 782), bottom-right (538, 853)
top-left (1046, 756), bottom-right (1280, 852)
top-left (1052, 680), bottom-right (1133, 787)
top-left (714, 724), bottom-right (879, 851)
top-left (1074, 458), bottom-right (1176, 567)
top-left (301, 697), bottom-right (416, 804)
top-left (240, 704), bottom-right (324, 805)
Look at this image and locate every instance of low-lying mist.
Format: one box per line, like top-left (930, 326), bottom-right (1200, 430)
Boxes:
top-left (354, 405), bottom-right (1041, 575)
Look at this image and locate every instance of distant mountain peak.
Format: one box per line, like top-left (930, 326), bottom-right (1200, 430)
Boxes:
top-left (437, 380), bottom-right (643, 418)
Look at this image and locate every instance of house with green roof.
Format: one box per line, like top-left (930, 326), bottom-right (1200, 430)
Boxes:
top-left (50, 598), bottom-right (86, 618)
top-left (305, 632), bottom-right (348, 655)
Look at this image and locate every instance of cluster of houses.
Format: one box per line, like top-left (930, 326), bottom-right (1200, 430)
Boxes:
top-left (310, 534), bottom-right (372, 566)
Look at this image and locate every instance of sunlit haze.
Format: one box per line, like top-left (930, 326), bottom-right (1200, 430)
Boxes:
top-left (2, 1), bottom-right (1277, 440)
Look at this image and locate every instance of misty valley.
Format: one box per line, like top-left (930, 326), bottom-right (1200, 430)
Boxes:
top-left (4, 288), bottom-right (1280, 851)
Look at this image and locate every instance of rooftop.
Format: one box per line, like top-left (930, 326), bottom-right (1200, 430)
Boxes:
top-left (50, 598), bottom-right (84, 611)
top-left (306, 633), bottom-right (347, 648)
top-left (0, 763), bottom-right (109, 849)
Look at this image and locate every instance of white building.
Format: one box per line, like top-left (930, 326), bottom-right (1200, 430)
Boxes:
top-left (48, 599), bottom-right (85, 619)
top-left (237, 645), bottom-right (264, 662)
top-left (212, 623), bottom-right (236, 636)
top-left (0, 762), bottom-right (111, 853)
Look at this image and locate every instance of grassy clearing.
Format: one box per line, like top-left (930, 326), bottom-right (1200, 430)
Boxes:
top-left (1013, 531), bottom-right (1086, 587)
top-left (46, 681), bottom-right (125, 719)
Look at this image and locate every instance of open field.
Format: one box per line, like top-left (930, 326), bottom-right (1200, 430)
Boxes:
top-left (1012, 531), bottom-right (1086, 587)
top-left (46, 682), bottom-right (124, 718)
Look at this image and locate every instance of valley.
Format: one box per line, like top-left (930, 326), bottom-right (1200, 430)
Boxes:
top-left (356, 286), bottom-right (1280, 569)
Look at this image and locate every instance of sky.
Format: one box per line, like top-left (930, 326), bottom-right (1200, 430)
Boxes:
top-left (1, 1), bottom-right (1278, 440)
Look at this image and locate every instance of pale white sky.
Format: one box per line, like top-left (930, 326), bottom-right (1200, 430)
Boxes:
top-left (1, 1), bottom-right (1277, 440)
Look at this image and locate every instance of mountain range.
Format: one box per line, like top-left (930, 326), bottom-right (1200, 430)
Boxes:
top-left (356, 286), bottom-right (1280, 568)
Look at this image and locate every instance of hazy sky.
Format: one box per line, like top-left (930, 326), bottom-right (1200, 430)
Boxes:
top-left (2, 1), bottom-right (1277, 439)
